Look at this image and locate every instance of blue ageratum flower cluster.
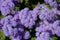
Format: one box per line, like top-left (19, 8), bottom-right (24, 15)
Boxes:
top-left (18, 7), bottom-right (38, 29)
top-left (0, 0), bottom-right (15, 16)
top-left (0, 0), bottom-right (60, 40)
top-left (44, 0), bottom-right (57, 8)
top-left (35, 3), bottom-right (60, 40)
top-left (0, 14), bottom-right (31, 40)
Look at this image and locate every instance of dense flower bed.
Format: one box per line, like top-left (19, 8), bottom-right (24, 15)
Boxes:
top-left (0, 0), bottom-right (60, 40)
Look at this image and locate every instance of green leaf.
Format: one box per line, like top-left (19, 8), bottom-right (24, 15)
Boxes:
top-left (0, 30), bottom-right (5, 40)
top-left (37, 2), bottom-right (40, 5)
top-left (56, 0), bottom-right (60, 3)
top-left (14, 6), bottom-right (20, 10)
top-left (20, 0), bottom-right (23, 3)
top-left (32, 4), bottom-right (36, 9)
top-left (0, 15), bottom-right (4, 18)
top-left (46, 4), bottom-right (52, 9)
top-left (52, 36), bottom-right (57, 40)
top-left (25, 0), bottom-right (28, 4)
top-left (31, 37), bottom-right (36, 40)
